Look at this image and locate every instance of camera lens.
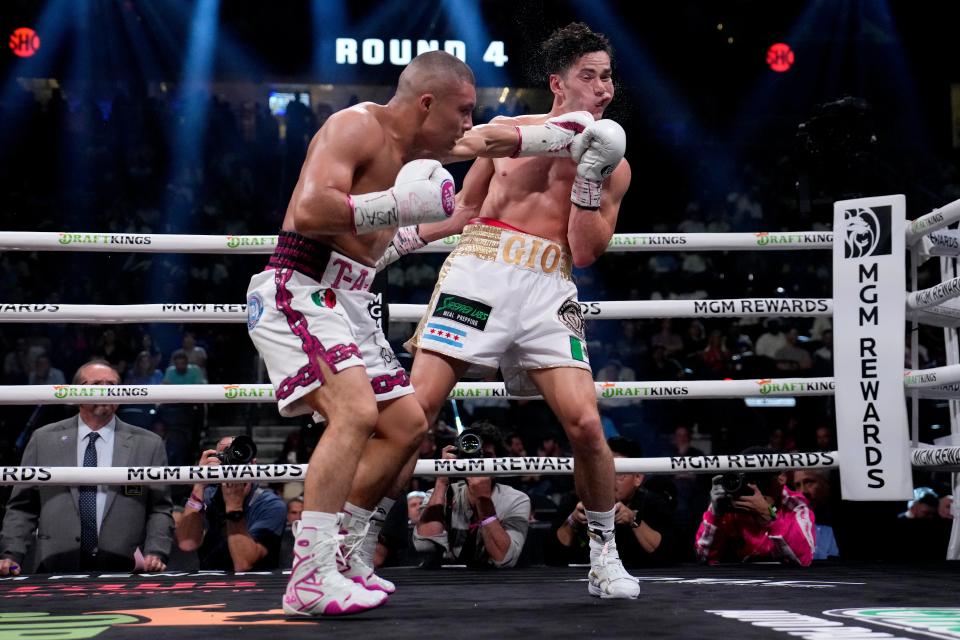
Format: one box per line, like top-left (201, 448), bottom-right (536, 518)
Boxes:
top-left (456, 431), bottom-right (483, 458)
top-left (224, 435), bottom-right (257, 465)
top-left (719, 472), bottom-right (745, 493)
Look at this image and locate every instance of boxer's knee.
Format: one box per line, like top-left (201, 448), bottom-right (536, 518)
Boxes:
top-left (406, 411), bottom-right (429, 448)
top-left (564, 412), bottom-right (606, 454)
top-left (320, 394), bottom-right (379, 436)
top-left (352, 402), bottom-right (381, 435)
top-left (375, 396), bottom-right (429, 451)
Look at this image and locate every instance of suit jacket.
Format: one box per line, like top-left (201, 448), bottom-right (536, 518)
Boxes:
top-left (0, 415), bottom-right (174, 572)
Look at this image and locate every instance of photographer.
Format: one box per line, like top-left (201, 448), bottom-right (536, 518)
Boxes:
top-left (176, 436), bottom-right (286, 571)
top-left (695, 447), bottom-right (815, 566)
top-left (550, 437), bottom-right (677, 567)
top-left (413, 422), bottom-right (531, 568)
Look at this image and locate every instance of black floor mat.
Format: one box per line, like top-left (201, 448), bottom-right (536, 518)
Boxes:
top-left (1, 563), bottom-right (957, 639)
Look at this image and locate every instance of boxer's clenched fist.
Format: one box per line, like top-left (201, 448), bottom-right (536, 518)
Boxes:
top-left (570, 119), bottom-right (626, 209)
top-left (351, 160), bottom-right (455, 233)
top-left (514, 111), bottom-right (595, 157)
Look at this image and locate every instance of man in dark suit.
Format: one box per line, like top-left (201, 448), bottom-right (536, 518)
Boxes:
top-left (0, 360), bottom-right (173, 574)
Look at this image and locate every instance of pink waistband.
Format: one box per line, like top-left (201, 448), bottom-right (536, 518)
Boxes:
top-left (468, 217), bottom-right (529, 235)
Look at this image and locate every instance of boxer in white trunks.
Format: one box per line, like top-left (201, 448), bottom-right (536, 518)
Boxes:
top-left (388, 23), bottom-right (638, 599)
top-left (246, 50), bottom-right (600, 616)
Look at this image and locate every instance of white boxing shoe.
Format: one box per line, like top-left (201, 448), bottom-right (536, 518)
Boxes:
top-left (588, 537), bottom-right (640, 599)
top-left (339, 525), bottom-right (396, 594)
top-left (282, 522), bottom-right (388, 616)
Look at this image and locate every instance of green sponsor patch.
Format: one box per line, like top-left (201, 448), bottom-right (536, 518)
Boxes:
top-left (432, 294), bottom-right (492, 330)
top-left (569, 336), bottom-right (587, 362)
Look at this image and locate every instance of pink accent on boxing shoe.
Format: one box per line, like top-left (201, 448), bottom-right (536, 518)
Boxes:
top-left (282, 523), bottom-right (388, 617)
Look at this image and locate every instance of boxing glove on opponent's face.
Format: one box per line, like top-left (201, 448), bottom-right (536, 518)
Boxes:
top-left (569, 119), bottom-right (626, 210)
top-left (351, 159), bottom-right (456, 234)
top-left (513, 111), bottom-right (595, 158)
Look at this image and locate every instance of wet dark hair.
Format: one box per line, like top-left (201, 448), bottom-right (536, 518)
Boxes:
top-left (540, 22), bottom-right (613, 77)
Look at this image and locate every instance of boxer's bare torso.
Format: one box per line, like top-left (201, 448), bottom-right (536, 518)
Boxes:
top-left (458, 113), bottom-right (629, 248)
top-left (481, 115), bottom-right (580, 244)
top-left (281, 103), bottom-right (413, 266)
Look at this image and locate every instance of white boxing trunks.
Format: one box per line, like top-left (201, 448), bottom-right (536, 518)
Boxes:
top-left (247, 231), bottom-right (412, 417)
top-left (407, 219), bottom-right (590, 396)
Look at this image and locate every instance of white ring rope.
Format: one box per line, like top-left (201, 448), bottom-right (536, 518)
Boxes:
top-left (0, 379), bottom-right (836, 404)
top-left (1, 447), bottom-right (958, 485)
top-left (0, 299), bottom-right (834, 324)
top-left (1, 195), bottom-right (956, 256)
top-left (904, 364), bottom-right (960, 388)
top-left (1, 367), bottom-right (959, 404)
top-left (907, 197), bottom-right (960, 244)
top-left (906, 276), bottom-right (960, 310)
top-left (0, 231), bottom-right (834, 253)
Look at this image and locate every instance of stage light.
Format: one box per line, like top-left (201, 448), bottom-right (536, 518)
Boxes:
top-left (8, 27), bottom-right (40, 58)
top-left (766, 42), bottom-right (795, 73)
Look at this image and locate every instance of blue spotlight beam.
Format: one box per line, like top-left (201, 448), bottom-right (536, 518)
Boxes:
top-left (312, 0), bottom-right (347, 79)
top-left (172, 0), bottom-right (220, 174)
top-left (441, 0), bottom-right (509, 87)
top-left (154, 0), bottom-right (220, 300)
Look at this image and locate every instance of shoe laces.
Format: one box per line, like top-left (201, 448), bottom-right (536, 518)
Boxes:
top-left (292, 521), bottom-right (345, 570)
top-left (598, 541), bottom-right (611, 568)
top-left (340, 521), bottom-right (370, 564)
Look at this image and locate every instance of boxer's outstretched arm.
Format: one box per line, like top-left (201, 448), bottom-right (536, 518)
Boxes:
top-left (567, 159), bottom-right (631, 268)
top-left (446, 122), bottom-right (521, 161)
top-left (418, 157), bottom-right (495, 243)
top-left (290, 110), bottom-right (381, 238)
top-left (445, 111), bottom-right (594, 162)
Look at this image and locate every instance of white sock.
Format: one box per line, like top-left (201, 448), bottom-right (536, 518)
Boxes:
top-left (360, 496), bottom-right (395, 566)
top-left (341, 502), bottom-right (373, 534)
top-left (300, 511), bottom-right (339, 538)
top-left (585, 507), bottom-right (617, 561)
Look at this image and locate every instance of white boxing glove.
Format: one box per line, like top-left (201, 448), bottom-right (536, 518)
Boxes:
top-left (351, 159), bottom-right (455, 234)
top-left (375, 225), bottom-right (427, 271)
top-left (569, 119), bottom-right (626, 210)
top-left (514, 111), bottom-right (594, 157)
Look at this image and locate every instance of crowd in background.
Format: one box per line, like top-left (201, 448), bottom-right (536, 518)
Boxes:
top-left (0, 82), bottom-right (958, 566)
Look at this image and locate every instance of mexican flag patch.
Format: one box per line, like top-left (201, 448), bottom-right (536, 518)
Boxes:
top-left (569, 336), bottom-right (588, 363)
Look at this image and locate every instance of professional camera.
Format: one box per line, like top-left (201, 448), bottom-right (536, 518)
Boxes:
top-left (454, 420), bottom-right (507, 459)
top-left (455, 429), bottom-right (484, 459)
top-left (215, 435), bottom-right (257, 465)
top-left (713, 472), bottom-right (760, 514)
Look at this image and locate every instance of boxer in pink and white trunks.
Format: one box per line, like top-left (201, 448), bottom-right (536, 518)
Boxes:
top-left (246, 50), bottom-right (604, 617)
